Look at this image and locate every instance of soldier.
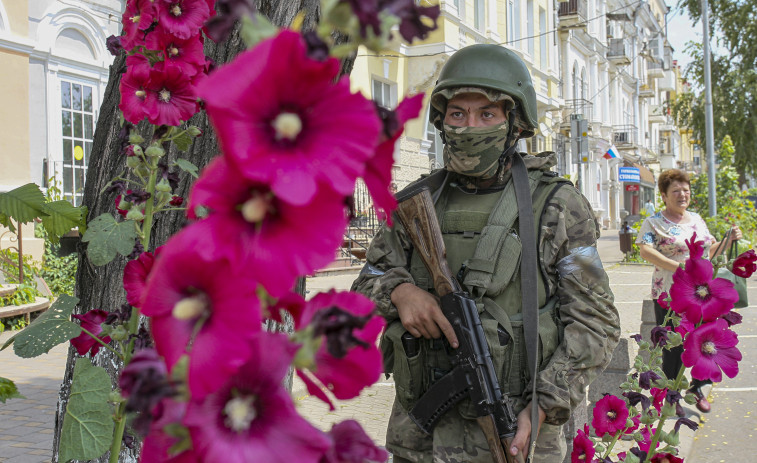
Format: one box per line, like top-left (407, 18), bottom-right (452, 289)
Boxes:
top-left (351, 44), bottom-right (620, 462)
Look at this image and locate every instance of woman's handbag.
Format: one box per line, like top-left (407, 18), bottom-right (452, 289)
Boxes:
top-left (714, 230), bottom-right (749, 308)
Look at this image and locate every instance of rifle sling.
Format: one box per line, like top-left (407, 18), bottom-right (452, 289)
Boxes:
top-left (512, 153), bottom-right (540, 458)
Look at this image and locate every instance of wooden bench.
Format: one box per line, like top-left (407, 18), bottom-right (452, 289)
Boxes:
top-left (0, 284), bottom-right (51, 324)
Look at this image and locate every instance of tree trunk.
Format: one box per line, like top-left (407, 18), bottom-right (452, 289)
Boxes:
top-left (51, 1), bottom-right (355, 461)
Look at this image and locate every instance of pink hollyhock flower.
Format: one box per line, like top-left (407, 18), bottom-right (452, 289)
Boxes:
top-left (656, 291), bottom-right (670, 310)
top-left (119, 56), bottom-right (153, 124)
top-left (321, 420), bottom-right (388, 463)
top-left (650, 453), bottom-right (683, 463)
top-left (669, 257), bottom-right (738, 323)
top-left (650, 387), bottom-right (667, 412)
top-left (145, 25), bottom-right (207, 77)
top-left (123, 247), bottom-right (163, 307)
top-left (184, 331), bottom-right (331, 463)
top-left (121, 0), bottom-right (157, 51)
top-left (638, 427), bottom-right (661, 454)
top-left (685, 231), bottom-right (705, 259)
top-left (732, 249), bottom-right (757, 278)
top-left (144, 63), bottom-right (199, 126)
top-left (197, 29), bottom-right (382, 206)
top-left (141, 225), bottom-right (262, 398)
top-left (365, 94), bottom-right (424, 225)
top-left (140, 399), bottom-right (200, 463)
top-left (187, 156), bottom-right (348, 297)
top-left (570, 424), bottom-right (594, 463)
top-left (277, 290), bottom-right (384, 408)
top-left (592, 394), bottom-right (629, 437)
top-left (624, 413), bottom-right (641, 435)
top-left (682, 318), bottom-right (742, 383)
top-left (70, 309), bottom-right (112, 356)
top-left (157, 0), bottom-right (210, 40)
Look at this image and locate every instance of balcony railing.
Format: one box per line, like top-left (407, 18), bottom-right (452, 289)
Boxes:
top-left (612, 124), bottom-right (638, 147)
top-left (558, 0), bottom-right (587, 28)
top-left (607, 38), bottom-right (631, 64)
top-left (647, 59), bottom-right (664, 78)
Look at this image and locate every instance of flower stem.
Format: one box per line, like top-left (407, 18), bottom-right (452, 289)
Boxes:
top-left (140, 167), bottom-right (159, 250)
top-left (642, 365), bottom-right (687, 463)
top-left (78, 327), bottom-right (123, 360)
top-left (109, 402), bottom-right (127, 463)
top-left (601, 431), bottom-right (622, 460)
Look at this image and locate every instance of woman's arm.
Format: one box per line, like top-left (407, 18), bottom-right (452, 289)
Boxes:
top-left (709, 225), bottom-right (743, 259)
top-left (639, 243), bottom-right (681, 272)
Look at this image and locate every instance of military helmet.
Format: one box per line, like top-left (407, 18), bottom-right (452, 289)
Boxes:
top-left (430, 44), bottom-right (538, 138)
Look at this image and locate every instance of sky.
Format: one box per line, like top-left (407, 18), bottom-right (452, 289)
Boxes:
top-left (666, 5), bottom-right (701, 73)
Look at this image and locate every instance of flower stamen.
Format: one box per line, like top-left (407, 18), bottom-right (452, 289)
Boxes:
top-left (272, 112), bottom-right (302, 141)
top-left (171, 5), bottom-right (182, 17)
top-left (241, 195), bottom-right (268, 223)
top-left (130, 15), bottom-right (140, 24)
top-left (172, 296), bottom-right (207, 320)
top-left (135, 90), bottom-right (146, 99)
top-left (224, 395), bottom-right (257, 432)
top-left (159, 89), bottom-right (171, 103)
top-left (702, 341), bottom-right (717, 355)
top-left (169, 46), bottom-right (180, 56)
top-left (695, 285), bottom-right (710, 299)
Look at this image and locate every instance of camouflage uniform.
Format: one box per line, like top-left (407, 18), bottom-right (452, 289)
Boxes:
top-left (351, 152), bottom-right (620, 463)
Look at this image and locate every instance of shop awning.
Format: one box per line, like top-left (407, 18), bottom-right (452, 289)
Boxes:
top-left (633, 163), bottom-right (656, 186)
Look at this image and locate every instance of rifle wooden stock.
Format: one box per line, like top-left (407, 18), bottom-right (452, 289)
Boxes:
top-left (394, 187), bottom-right (459, 297)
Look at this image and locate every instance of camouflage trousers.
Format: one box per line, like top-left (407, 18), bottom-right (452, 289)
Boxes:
top-left (386, 400), bottom-right (566, 463)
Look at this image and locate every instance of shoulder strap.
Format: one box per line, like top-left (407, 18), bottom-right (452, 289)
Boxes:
top-left (512, 153), bottom-right (540, 457)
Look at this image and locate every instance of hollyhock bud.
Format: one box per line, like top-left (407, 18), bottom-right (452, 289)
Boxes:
top-left (106, 35), bottom-right (123, 56)
top-left (156, 178), bottom-right (173, 192)
top-left (145, 144), bottom-right (165, 158)
top-left (187, 125), bottom-right (203, 137)
top-left (126, 208), bottom-right (145, 221)
top-left (117, 196), bottom-right (132, 211)
top-left (129, 132), bottom-right (145, 144)
top-left (169, 195), bottom-right (184, 207)
top-left (126, 156), bottom-right (142, 169)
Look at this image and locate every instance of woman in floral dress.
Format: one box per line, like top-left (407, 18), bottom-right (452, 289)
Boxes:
top-left (636, 169), bottom-right (741, 413)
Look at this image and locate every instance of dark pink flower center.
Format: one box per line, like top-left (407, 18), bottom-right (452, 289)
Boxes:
top-left (695, 285), bottom-right (710, 300)
top-left (223, 394), bottom-right (257, 432)
top-left (702, 341), bottom-right (717, 355)
top-left (606, 410), bottom-right (617, 420)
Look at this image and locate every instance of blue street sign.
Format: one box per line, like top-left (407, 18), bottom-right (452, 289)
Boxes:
top-left (618, 167), bottom-right (640, 183)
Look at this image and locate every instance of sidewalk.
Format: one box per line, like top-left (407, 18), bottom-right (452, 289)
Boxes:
top-left (0, 228), bottom-right (708, 462)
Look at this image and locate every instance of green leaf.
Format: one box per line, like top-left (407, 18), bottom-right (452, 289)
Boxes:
top-left (0, 212), bottom-right (13, 232)
top-left (174, 158), bottom-right (199, 179)
top-left (40, 200), bottom-right (84, 244)
top-left (81, 214), bottom-right (139, 266)
top-left (172, 130), bottom-right (195, 152)
top-left (59, 359), bottom-right (115, 463)
top-left (0, 183), bottom-right (49, 224)
top-left (240, 14), bottom-right (278, 48)
top-left (3, 294), bottom-right (81, 358)
top-left (0, 376), bottom-right (25, 403)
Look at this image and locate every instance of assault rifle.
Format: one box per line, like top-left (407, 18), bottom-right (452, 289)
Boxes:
top-left (394, 185), bottom-right (526, 463)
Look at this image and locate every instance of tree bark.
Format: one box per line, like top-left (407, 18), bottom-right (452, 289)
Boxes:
top-left (51, 1), bottom-right (355, 461)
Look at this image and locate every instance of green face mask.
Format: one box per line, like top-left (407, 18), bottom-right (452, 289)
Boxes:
top-left (442, 123), bottom-right (509, 178)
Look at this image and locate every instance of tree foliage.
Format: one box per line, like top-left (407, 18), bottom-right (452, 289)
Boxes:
top-left (671, 0), bottom-right (757, 177)
top-left (689, 136), bottom-right (757, 247)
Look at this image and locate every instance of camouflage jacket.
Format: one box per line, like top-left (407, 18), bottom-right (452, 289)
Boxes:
top-left (351, 153), bottom-right (620, 425)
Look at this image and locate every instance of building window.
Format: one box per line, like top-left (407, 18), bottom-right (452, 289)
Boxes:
top-left (425, 105), bottom-right (443, 167)
top-left (507, 0), bottom-right (521, 45)
top-left (60, 80), bottom-right (94, 206)
top-left (371, 78), bottom-right (396, 109)
top-left (539, 8), bottom-right (547, 68)
top-left (527, 0), bottom-right (534, 56)
top-left (474, 0), bottom-right (485, 31)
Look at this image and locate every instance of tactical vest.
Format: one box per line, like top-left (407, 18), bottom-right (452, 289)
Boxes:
top-left (383, 168), bottom-right (570, 413)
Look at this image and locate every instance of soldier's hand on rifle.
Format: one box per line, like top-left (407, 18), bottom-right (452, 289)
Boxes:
top-left (391, 283), bottom-right (459, 348)
top-left (509, 401), bottom-right (546, 460)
